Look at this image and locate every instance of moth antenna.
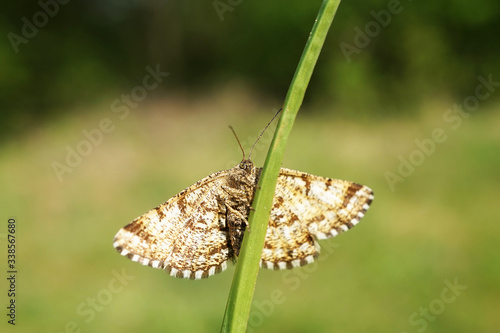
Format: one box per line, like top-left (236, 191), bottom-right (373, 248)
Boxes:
top-left (229, 125), bottom-right (246, 160)
top-left (248, 108), bottom-right (282, 159)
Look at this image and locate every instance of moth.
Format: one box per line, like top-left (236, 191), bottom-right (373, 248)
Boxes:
top-left (113, 120), bottom-right (374, 280)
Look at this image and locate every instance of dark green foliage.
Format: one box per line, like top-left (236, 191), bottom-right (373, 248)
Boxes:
top-left (1, 1), bottom-right (499, 134)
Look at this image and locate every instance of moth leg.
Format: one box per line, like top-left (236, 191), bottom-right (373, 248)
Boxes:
top-left (226, 205), bottom-right (250, 229)
top-left (221, 185), bottom-right (247, 197)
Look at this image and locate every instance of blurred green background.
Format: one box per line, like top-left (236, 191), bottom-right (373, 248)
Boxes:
top-left (1, 0), bottom-right (499, 332)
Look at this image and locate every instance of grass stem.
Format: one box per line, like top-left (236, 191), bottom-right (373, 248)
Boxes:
top-left (221, 1), bottom-right (342, 331)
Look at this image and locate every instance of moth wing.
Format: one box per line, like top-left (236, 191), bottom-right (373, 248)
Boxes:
top-left (113, 171), bottom-right (232, 280)
top-left (260, 168), bottom-right (374, 270)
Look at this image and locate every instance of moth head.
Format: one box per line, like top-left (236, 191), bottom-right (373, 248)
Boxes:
top-left (238, 159), bottom-right (254, 173)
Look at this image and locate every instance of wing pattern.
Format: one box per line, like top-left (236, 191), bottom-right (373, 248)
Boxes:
top-left (113, 170), bottom-right (232, 280)
top-left (260, 168), bottom-right (374, 270)
top-left (113, 162), bottom-right (374, 279)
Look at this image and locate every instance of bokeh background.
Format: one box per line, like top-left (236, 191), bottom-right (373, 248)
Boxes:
top-left (1, 0), bottom-right (499, 332)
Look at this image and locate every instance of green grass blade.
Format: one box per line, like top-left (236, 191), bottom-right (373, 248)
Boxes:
top-left (221, 0), bottom-right (342, 332)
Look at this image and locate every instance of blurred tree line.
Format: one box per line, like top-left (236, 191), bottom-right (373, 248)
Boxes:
top-left (1, 0), bottom-right (499, 135)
